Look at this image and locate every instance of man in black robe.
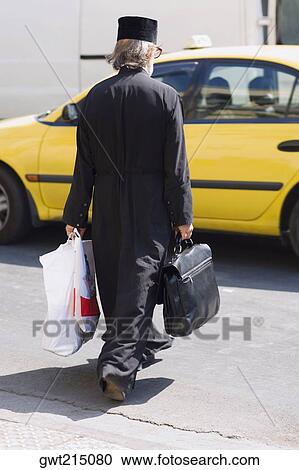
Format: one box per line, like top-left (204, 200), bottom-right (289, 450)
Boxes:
top-left (63, 16), bottom-right (193, 401)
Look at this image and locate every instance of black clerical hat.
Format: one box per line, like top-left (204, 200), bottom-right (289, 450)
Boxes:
top-left (117, 16), bottom-right (158, 44)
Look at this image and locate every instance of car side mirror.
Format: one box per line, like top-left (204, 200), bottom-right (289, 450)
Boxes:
top-left (62, 103), bottom-right (79, 122)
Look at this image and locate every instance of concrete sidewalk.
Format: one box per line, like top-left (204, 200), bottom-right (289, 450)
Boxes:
top-left (0, 226), bottom-right (298, 450)
top-left (0, 418), bottom-right (125, 450)
top-left (0, 393), bottom-right (281, 450)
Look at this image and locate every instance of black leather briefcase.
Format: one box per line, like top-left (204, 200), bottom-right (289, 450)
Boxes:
top-left (162, 234), bottom-right (220, 337)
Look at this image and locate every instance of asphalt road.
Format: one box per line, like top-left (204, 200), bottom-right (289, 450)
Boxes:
top-left (0, 224), bottom-right (298, 450)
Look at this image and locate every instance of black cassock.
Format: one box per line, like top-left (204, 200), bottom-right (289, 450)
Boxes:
top-left (63, 64), bottom-right (193, 393)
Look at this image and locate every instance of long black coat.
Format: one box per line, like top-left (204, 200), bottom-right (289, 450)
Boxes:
top-left (63, 64), bottom-right (193, 393)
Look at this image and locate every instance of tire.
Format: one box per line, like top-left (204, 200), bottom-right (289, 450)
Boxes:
top-left (289, 199), bottom-right (299, 257)
top-left (0, 167), bottom-right (32, 244)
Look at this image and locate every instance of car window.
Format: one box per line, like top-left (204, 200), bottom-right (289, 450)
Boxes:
top-left (189, 60), bottom-right (298, 121)
top-left (152, 61), bottom-right (199, 117)
top-left (53, 63), bottom-right (198, 124)
top-left (152, 61), bottom-right (198, 92)
top-left (288, 78), bottom-right (299, 117)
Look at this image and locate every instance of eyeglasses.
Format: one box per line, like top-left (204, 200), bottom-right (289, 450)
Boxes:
top-left (153, 46), bottom-right (163, 59)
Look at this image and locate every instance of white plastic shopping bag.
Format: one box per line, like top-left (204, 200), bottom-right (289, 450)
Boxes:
top-left (73, 230), bottom-right (102, 333)
top-left (39, 236), bottom-right (84, 356)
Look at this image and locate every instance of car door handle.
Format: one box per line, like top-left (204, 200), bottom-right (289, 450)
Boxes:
top-left (278, 140), bottom-right (299, 152)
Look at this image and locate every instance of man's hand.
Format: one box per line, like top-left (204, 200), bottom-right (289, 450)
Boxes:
top-left (175, 223), bottom-right (193, 240)
top-left (65, 224), bottom-right (87, 238)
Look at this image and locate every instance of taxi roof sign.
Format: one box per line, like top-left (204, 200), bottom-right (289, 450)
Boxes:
top-left (184, 34), bottom-right (212, 49)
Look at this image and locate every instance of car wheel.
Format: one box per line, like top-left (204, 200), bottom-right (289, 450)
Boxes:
top-left (289, 199), bottom-right (299, 257)
top-left (0, 167), bottom-right (32, 244)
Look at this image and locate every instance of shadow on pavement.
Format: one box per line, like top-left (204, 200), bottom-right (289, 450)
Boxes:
top-left (0, 224), bottom-right (298, 291)
top-left (0, 358), bottom-right (174, 420)
top-left (199, 231), bottom-right (299, 292)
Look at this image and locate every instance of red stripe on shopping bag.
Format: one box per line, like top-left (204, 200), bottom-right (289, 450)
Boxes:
top-left (80, 295), bottom-right (100, 317)
top-left (72, 288), bottom-right (76, 316)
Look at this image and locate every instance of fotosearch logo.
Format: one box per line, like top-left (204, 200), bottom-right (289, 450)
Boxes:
top-left (192, 316), bottom-right (264, 341)
top-left (32, 316), bottom-right (264, 341)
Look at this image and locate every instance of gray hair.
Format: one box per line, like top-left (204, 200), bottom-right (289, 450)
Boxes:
top-left (106, 39), bottom-right (155, 70)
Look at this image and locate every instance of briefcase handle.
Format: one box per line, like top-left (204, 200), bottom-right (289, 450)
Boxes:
top-left (174, 232), bottom-right (193, 254)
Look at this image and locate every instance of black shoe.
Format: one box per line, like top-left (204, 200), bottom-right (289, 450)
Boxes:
top-left (145, 335), bottom-right (174, 355)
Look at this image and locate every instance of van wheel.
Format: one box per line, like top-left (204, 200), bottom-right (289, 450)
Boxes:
top-left (0, 167), bottom-right (32, 244)
top-left (289, 199), bottom-right (299, 257)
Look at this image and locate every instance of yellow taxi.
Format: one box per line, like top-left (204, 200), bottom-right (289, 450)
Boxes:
top-left (1, 43), bottom-right (299, 255)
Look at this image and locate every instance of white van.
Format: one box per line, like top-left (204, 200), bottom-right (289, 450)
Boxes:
top-left (1, 0), bottom-right (298, 118)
